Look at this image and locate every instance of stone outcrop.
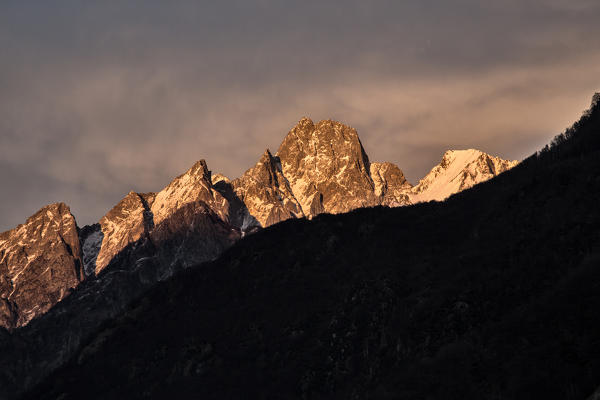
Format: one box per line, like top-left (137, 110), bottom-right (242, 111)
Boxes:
top-left (0, 203), bottom-right (83, 329)
top-left (277, 118), bottom-right (379, 217)
top-left (151, 160), bottom-right (230, 226)
top-left (370, 162), bottom-right (412, 206)
top-left (92, 191), bottom-right (155, 274)
top-left (231, 149), bottom-right (304, 228)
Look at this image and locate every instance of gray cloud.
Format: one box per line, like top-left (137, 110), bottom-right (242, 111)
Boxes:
top-left (1, 1), bottom-right (599, 231)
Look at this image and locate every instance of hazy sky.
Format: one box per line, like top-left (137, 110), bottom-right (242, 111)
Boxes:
top-left (1, 1), bottom-right (599, 231)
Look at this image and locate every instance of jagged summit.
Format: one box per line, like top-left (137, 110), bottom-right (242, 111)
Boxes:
top-left (410, 149), bottom-right (518, 203)
top-left (370, 162), bottom-right (412, 206)
top-left (212, 119), bottom-right (517, 225)
top-left (296, 116), bottom-right (315, 130)
top-left (277, 118), bottom-right (378, 216)
top-left (151, 159), bottom-right (230, 226)
top-left (189, 159), bottom-right (211, 177)
top-left (92, 191), bottom-right (155, 274)
top-left (88, 160), bottom-right (233, 276)
top-left (211, 173), bottom-right (231, 185)
top-left (230, 148), bottom-right (304, 228)
top-left (257, 148), bottom-right (275, 164)
top-left (0, 202), bottom-right (82, 329)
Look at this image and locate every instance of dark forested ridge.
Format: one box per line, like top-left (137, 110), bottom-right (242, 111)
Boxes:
top-left (20, 94), bottom-right (600, 399)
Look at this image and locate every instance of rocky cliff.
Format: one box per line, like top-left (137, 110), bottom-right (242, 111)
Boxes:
top-left (0, 203), bottom-right (83, 329)
top-left (231, 149), bottom-right (304, 228)
top-left (370, 161), bottom-right (412, 206)
top-left (277, 118), bottom-right (380, 216)
top-left (151, 160), bottom-right (230, 225)
top-left (93, 191), bottom-right (155, 274)
top-left (89, 160), bottom-right (232, 276)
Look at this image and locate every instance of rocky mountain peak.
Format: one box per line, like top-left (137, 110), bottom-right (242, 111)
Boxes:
top-left (189, 159), bottom-right (211, 179)
top-left (370, 162), bottom-right (412, 206)
top-left (277, 118), bottom-right (378, 216)
top-left (439, 149), bottom-right (480, 169)
top-left (92, 191), bottom-right (155, 275)
top-left (151, 159), bottom-right (230, 226)
top-left (230, 148), bottom-right (304, 228)
top-left (0, 202), bottom-right (83, 329)
top-left (211, 173), bottom-right (231, 185)
top-left (89, 160), bottom-right (232, 276)
top-left (410, 149), bottom-right (518, 202)
top-left (296, 116), bottom-right (315, 132)
top-left (259, 148), bottom-right (274, 163)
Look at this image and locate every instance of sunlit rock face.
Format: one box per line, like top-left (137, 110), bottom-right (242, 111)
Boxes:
top-left (370, 162), bottom-right (412, 206)
top-left (410, 149), bottom-right (519, 203)
top-left (224, 118), bottom-right (517, 227)
top-left (277, 118), bottom-right (380, 217)
top-left (91, 160), bottom-right (234, 275)
top-left (0, 203), bottom-right (83, 329)
top-left (231, 149), bottom-right (304, 228)
top-left (151, 160), bottom-right (230, 226)
top-left (93, 191), bottom-right (155, 275)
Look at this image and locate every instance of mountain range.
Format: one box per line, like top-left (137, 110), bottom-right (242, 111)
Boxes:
top-left (0, 118), bottom-right (517, 332)
top-left (6, 92), bottom-right (599, 400)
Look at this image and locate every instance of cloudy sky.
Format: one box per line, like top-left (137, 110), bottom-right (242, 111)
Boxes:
top-left (1, 1), bottom-right (599, 231)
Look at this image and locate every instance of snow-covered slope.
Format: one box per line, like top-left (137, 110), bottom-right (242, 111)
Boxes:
top-left (409, 149), bottom-right (518, 203)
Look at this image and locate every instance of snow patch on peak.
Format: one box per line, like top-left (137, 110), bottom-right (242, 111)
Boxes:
top-left (410, 149), bottom-right (518, 203)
